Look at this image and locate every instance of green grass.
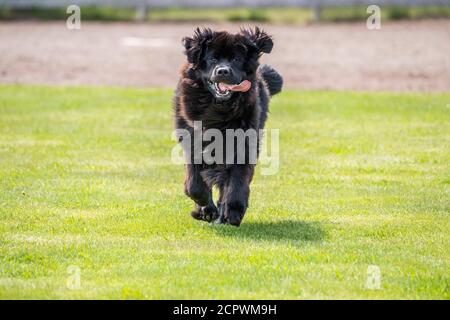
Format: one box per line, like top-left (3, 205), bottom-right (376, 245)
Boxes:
top-left (1, 6), bottom-right (449, 23)
top-left (0, 85), bottom-right (449, 299)
top-left (148, 7), bottom-right (311, 23)
top-left (320, 5), bottom-right (450, 22)
top-left (0, 6), bottom-right (310, 23)
top-left (0, 6), bottom-right (137, 21)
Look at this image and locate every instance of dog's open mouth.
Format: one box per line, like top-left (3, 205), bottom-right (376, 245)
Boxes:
top-left (208, 80), bottom-right (252, 98)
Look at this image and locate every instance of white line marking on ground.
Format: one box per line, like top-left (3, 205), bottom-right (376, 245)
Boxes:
top-left (120, 37), bottom-right (172, 48)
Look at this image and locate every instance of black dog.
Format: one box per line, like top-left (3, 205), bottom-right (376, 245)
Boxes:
top-left (173, 27), bottom-right (282, 226)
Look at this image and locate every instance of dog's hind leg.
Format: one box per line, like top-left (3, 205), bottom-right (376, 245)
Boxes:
top-left (184, 164), bottom-right (218, 222)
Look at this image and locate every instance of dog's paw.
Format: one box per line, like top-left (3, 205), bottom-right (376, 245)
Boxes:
top-left (221, 202), bottom-right (246, 227)
top-left (190, 204), bottom-right (218, 222)
top-left (191, 208), bottom-right (206, 221)
top-left (202, 205), bottom-right (219, 222)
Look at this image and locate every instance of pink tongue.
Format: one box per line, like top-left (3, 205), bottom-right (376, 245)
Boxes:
top-left (218, 80), bottom-right (251, 92)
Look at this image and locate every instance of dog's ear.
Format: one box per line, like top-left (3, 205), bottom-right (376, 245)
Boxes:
top-left (182, 28), bottom-right (214, 65)
top-left (240, 27), bottom-right (273, 54)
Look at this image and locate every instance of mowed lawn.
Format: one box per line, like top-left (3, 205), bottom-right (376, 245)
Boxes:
top-left (0, 85), bottom-right (448, 299)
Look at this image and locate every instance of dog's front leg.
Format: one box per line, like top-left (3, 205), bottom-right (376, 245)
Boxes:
top-left (219, 164), bottom-right (255, 226)
top-left (184, 164), bottom-right (218, 222)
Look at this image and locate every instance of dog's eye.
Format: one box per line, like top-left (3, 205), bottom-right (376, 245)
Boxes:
top-left (232, 57), bottom-right (241, 63)
top-left (210, 57), bottom-right (218, 63)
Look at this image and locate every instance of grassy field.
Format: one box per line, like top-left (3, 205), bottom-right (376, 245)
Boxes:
top-left (0, 85), bottom-right (449, 299)
top-left (1, 6), bottom-right (450, 23)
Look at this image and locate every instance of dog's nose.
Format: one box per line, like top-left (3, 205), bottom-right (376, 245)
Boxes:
top-left (216, 66), bottom-right (230, 76)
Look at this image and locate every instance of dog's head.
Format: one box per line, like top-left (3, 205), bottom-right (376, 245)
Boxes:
top-left (182, 27), bottom-right (273, 101)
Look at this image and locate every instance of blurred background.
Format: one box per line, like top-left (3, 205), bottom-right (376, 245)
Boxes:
top-left (0, 2), bottom-right (449, 300)
top-left (0, 0), bottom-right (449, 91)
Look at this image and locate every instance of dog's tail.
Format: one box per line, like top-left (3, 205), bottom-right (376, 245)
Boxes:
top-left (259, 64), bottom-right (283, 96)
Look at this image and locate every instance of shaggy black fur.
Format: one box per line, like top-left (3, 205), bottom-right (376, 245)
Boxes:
top-left (173, 27), bottom-right (283, 226)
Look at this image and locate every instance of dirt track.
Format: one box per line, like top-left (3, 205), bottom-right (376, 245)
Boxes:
top-left (0, 20), bottom-right (449, 91)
